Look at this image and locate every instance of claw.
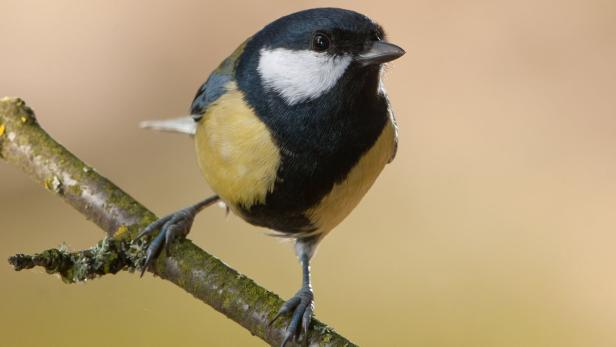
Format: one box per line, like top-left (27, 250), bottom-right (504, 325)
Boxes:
top-left (138, 215), bottom-right (185, 276)
top-left (301, 303), bottom-right (313, 340)
top-left (286, 301), bottom-right (307, 342)
top-left (137, 196), bottom-right (220, 277)
top-left (164, 224), bottom-right (181, 255)
top-left (140, 229), bottom-right (166, 277)
top-left (138, 211), bottom-right (193, 276)
top-left (269, 296), bottom-right (301, 326)
top-left (280, 330), bottom-right (293, 347)
top-left (136, 216), bottom-right (169, 239)
top-left (272, 288), bottom-right (314, 346)
top-left (269, 313), bottom-right (282, 327)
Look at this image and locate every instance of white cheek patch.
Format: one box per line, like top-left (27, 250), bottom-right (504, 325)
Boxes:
top-left (257, 48), bottom-right (352, 105)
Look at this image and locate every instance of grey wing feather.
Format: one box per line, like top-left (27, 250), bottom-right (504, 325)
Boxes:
top-left (190, 43), bottom-right (244, 120)
top-left (190, 72), bottom-right (232, 120)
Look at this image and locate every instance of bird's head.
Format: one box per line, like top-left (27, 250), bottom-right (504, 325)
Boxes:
top-left (237, 8), bottom-right (405, 107)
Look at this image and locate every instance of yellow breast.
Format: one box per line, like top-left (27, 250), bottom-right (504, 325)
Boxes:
top-left (305, 120), bottom-right (396, 234)
top-left (194, 81), bottom-right (281, 209)
top-left (196, 83), bottom-right (396, 235)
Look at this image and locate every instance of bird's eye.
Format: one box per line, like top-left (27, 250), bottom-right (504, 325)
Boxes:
top-left (312, 33), bottom-right (330, 52)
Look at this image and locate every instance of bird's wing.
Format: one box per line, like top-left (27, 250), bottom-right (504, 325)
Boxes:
top-left (191, 41), bottom-right (247, 120)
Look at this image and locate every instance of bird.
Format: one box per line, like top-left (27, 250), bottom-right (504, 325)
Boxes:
top-left (138, 7), bottom-right (404, 346)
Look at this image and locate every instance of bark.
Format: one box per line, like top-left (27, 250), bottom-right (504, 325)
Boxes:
top-left (1, 97), bottom-right (356, 347)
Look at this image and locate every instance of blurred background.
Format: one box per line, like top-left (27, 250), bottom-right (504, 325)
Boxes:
top-left (1, 0), bottom-right (615, 346)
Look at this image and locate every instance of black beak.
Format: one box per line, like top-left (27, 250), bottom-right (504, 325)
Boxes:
top-left (356, 41), bottom-right (405, 67)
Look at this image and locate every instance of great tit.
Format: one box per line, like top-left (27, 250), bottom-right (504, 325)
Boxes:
top-left (139, 7), bottom-right (404, 345)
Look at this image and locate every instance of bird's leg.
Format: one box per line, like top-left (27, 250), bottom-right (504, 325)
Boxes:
top-left (271, 240), bottom-right (318, 346)
top-left (137, 195), bottom-right (220, 276)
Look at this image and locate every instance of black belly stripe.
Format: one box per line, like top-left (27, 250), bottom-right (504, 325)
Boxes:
top-left (239, 100), bottom-right (389, 233)
top-left (236, 50), bottom-right (389, 233)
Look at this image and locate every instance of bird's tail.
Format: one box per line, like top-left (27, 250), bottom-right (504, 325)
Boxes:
top-left (139, 116), bottom-right (197, 135)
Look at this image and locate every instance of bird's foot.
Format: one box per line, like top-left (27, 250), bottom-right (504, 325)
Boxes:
top-left (270, 286), bottom-right (314, 346)
top-left (136, 206), bottom-right (199, 276)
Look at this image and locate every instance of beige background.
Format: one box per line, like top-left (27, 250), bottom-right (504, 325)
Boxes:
top-left (1, 0), bottom-right (615, 346)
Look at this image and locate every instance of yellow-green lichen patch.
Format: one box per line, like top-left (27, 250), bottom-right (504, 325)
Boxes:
top-left (66, 184), bottom-right (82, 196)
top-left (44, 175), bottom-right (63, 194)
top-left (113, 225), bottom-right (129, 239)
top-left (322, 333), bottom-right (333, 343)
top-left (0, 123), bottom-right (5, 137)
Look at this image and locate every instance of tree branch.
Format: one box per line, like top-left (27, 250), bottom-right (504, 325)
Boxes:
top-left (1, 97), bottom-right (356, 347)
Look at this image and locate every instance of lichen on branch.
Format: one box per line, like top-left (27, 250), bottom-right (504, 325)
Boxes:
top-left (8, 236), bottom-right (146, 283)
